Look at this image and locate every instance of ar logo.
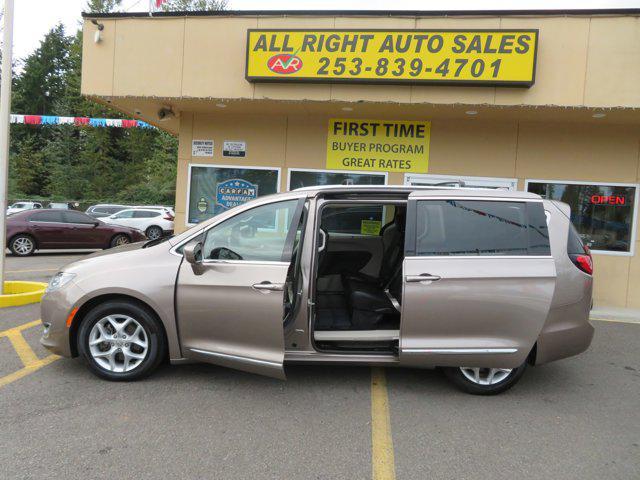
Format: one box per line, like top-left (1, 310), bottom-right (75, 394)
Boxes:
top-left (267, 53), bottom-right (303, 74)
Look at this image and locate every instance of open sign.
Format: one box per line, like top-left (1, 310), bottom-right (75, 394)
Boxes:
top-left (590, 195), bottom-right (626, 205)
top-left (267, 54), bottom-right (303, 74)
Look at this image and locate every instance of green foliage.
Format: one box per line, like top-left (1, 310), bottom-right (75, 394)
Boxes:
top-left (86, 0), bottom-right (123, 14)
top-left (161, 0), bottom-right (227, 11)
top-left (8, 4), bottom-right (180, 207)
top-left (12, 136), bottom-right (47, 196)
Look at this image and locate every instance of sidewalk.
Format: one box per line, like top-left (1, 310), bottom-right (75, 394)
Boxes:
top-left (590, 307), bottom-right (640, 324)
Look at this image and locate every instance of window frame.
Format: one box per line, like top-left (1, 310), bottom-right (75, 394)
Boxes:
top-left (525, 178), bottom-right (640, 257)
top-left (29, 211), bottom-right (65, 224)
top-left (286, 167), bottom-right (388, 191)
top-left (404, 173), bottom-right (518, 191)
top-left (112, 209), bottom-right (135, 219)
top-left (186, 163), bottom-right (282, 227)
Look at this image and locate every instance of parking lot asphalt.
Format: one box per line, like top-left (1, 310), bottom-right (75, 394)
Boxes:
top-left (1, 252), bottom-right (639, 480)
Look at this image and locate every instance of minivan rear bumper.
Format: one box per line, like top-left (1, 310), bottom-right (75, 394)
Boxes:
top-left (535, 311), bottom-right (594, 365)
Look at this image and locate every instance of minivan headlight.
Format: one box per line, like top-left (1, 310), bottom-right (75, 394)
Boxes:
top-left (46, 272), bottom-right (76, 292)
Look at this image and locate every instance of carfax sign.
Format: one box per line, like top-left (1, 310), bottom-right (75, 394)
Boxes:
top-left (246, 30), bottom-right (538, 86)
top-left (216, 179), bottom-right (258, 210)
top-left (327, 119), bottom-right (430, 173)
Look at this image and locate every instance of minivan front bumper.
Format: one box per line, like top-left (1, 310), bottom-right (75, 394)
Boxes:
top-left (40, 282), bottom-right (85, 358)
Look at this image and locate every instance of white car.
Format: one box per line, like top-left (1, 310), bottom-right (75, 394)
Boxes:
top-left (102, 208), bottom-right (174, 240)
top-left (133, 205), bottom-right (175, 219)
top-left (6, 201), bottom-right (43, 216)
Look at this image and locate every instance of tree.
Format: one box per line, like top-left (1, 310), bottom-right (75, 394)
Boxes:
top-left (85, 0), bottom-right (122, 14)
top-left (7, 1), bottom-right (181, 208)
top-left (12, 136), bottom-right (47, 196)
top-left (161, 0), bottom-right (227, 11)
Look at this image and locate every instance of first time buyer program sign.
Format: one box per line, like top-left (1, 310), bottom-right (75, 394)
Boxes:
top-left (327, 119), bottom-right (430, 173)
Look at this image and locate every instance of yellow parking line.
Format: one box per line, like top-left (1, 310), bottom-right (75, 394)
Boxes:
top-left (371, 367), bottom-right (396, 480)
top-left (0, 319), bottom-right (42, 336)
top-left (0, 319), bottom-right (60, 389)
top-left (5, 331), bottom-right (40, 367)
top-left (0, 355), bottom-right (59, 388)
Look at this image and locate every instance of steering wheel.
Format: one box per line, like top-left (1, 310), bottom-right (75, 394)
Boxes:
top-left (209, 247), bottom-right (243, 260)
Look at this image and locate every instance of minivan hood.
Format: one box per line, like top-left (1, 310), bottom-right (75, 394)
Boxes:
top-left (60, 241), bottom-right (149, 273)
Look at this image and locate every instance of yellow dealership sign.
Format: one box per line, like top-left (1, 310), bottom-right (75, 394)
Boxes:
top-left (326, 119), bottom-right (430, 173)
top-left (246, 30), bottom-right (538, 86)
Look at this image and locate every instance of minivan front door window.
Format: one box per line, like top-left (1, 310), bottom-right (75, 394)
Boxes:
top-left (202, 200), bottom-right (299, 262)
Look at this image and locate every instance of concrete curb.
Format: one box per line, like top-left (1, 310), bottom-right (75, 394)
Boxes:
top-left (590, 307), bottom-right (640, 325)
top-left (0, 281), bottom-right (47, 308)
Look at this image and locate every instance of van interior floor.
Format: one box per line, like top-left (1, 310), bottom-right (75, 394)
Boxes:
top-left (314, 293), bottom-right (399, 353)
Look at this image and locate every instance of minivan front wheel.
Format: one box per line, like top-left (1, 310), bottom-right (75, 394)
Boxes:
top-left (443, 363), bottom-right (527, 395)
top-left (78, 300), bottom-right (165, 381)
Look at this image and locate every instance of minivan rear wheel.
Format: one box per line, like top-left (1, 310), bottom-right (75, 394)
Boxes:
top-left (443, 362), bottom-right (527, 395)
top-left (77, 300), bottom-right (166, 381)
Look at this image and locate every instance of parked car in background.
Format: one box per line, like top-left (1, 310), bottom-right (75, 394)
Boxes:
top-left (48, 202), bottom-right (80, 210)
top-left (133, 205), bottom-right (176, 220)
top-left (101, 208), bottom-right (174, 240)
top-left (85, 204), bottom-right (129, 219)
top-left (6, 201), bottom-right (43, 216)
top-left (6, 209), bottom-right (146, 256)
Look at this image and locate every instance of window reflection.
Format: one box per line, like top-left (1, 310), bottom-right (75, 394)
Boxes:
top-left (528, 182), bottom-right (636, 252)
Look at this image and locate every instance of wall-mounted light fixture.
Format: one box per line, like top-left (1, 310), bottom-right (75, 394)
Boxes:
top-left (157, 106), bottom-right (176, 121)
top-left (91, 19), bottom-right (104, 44)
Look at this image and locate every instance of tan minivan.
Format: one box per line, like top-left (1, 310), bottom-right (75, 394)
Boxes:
top-left (41, 186), bottom-right (594, 394)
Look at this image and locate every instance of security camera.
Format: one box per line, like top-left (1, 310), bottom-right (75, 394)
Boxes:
top-left (157, 107), bottom-right (175, 121)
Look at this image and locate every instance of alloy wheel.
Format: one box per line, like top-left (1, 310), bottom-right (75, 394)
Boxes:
top-left (146, 226), bottom-right (162, 240)
top-left (114, 235), bottom-right (130, 246)
top-left (459, 367), bottom-right (513, 386)
top-left (88, 315), bottom-right (148, 373)
top-left (12, 236), bottom-right (34, 255)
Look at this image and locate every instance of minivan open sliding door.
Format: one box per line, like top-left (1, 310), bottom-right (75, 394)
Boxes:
top-left (400, 191), bottom-right (557, 369)
top-left (176, 198), bottom-right (305, 379)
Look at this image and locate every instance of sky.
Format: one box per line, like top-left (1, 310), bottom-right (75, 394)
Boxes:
top-left (10, 0), bottom-right (640, 62)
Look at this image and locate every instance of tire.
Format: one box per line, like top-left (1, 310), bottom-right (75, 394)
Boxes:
top-left (443, 362), bottom-right (527, 395)
top-left (9, 234), bottom-right (36, 256)
top-left (110, 234), bottom-right (130, 248)
top-left (145, 225), bottom-right (163, 240)
top-left (77, 300), bottom-right (166, 381)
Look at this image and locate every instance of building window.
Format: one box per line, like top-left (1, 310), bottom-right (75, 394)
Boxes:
top-left (527, 180), bottom-right (638, 254)
top-left (405, 173), bottom-right (518, 190)
top-left (287, 168), bottom-right (386, 190)
top-left (187, 164), bottom-right (280, 225)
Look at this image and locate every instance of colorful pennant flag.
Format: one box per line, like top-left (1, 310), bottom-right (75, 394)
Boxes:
top-left (10, 114), bottom-right (154, 129)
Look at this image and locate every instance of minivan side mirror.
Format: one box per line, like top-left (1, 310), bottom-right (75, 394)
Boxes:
top-left (183, 242), bottom-right (203, 265)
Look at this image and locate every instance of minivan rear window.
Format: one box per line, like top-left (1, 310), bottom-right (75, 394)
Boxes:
top-left (567, 224), bottom-right (586, 255)
top-left (414, 200), bottom-right (550, 257)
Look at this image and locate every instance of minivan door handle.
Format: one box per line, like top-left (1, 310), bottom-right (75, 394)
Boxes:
top-left (252, 281), bottom-right (284, 292)
top-left (405, 273), bottom-right (441, 282)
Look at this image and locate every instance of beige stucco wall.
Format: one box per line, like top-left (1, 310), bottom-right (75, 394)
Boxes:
top-left (173, 111), bottom-right (640, 309)
top-left (80, 12), bottom-right (640, 310)
top-left (82, 14), bottom-right (640, 108)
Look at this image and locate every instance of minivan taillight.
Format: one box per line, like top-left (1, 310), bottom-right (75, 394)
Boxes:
top-left (569, 246), bottom-right (593, 275)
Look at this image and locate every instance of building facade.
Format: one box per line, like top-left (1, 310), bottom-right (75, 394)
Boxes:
top-left (81, 9), bottom-right (640, 309)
